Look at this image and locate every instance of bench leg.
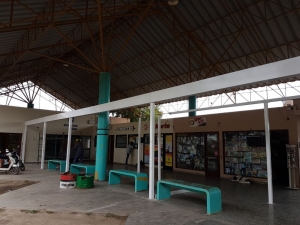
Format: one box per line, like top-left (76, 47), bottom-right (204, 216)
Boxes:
top-left (48, 162), bottom-right (56, 170)
top-left (60, 162), bottom-right (66, 172)
top-left (156, 182), bottom-right (171, 200)
top-left (70, 166), bottom-right (81, 174)
top-left (135, 177), bottom-right (148, 192)
top-left (109, 172), bottom-right (121, 185)
top-left (206, 190), bottom-right (222, 215)
top-left (86, 168), bottom-right (95, 175)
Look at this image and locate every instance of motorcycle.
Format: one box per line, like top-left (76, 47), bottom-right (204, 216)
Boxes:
top-left (11, 149), bottom-right (25, 171)
top-left (0, 149), bottom-right (19, 175)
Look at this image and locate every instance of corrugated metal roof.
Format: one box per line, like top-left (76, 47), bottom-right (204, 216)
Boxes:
top-left (1, 0), bottom-right (300, 109)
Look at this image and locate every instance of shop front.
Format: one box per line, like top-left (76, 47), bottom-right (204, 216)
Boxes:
top-left (173, 108), bottom-right (297, 184)
top-left (143, 133), bottom-right (173, 170)
top-left (109, 119), bottom-right (173, 168)
top-left (176, 132), bottom-right (220, 177)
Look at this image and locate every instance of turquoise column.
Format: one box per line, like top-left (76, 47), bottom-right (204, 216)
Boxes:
top-left (95, 72), bottom-right (110, 181)
top-left (27, 102), bottom-right (34, 108)
top-left (189, 96), bottom-right (196, 116)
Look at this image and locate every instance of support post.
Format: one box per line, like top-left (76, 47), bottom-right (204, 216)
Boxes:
top-left (149, 103), bottom-right (155, 199)
top-left (189, 96), bottom-right (196, 116)
top-left (95, 72), bottom-right (110, 181)
top-left (65, 117), bottom-right (72, 172)
top-left (27, 102), bottom-right (34, 108)
top-left (137, 117), bottom-right (141, 173)
top-left (21, 125), bottom-right (27, 162)
top-left (264, 102), bottom-right (273, 204)
top-left (158, 115), bottom-right (162, 180)
top-left (41, 122), bottom-right (47, 169)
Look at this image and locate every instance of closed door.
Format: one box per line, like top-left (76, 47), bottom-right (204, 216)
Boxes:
top-left (205, 133), bottom-right (220, 177)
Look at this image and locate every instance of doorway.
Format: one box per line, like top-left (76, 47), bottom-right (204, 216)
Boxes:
top-left (108, 135), bottom-right (114, 163)
top-left (205, 133), bottom-right (220, 177)
top-left (0, 133), bottom-right (22, 156)
top-left (270, 130), bottom-right (289, 186)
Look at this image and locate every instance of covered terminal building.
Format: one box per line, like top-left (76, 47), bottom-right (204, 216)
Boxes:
top-left (1, 102), bottom-right (299, 187)
top-left (1, 0), bottom-right (300, 223)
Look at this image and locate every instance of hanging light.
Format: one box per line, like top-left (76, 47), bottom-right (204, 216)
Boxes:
top-left (168, 0), bottom-right (178, 6)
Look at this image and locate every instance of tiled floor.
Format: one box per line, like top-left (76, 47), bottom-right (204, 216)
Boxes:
top-left (0, 162), bottom-right (299, 225)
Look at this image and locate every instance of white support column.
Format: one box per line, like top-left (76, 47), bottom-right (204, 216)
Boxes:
top-left (149, 103), bottom-right (155, 199)
top-left (65, 117), bottom-right (73, 172)
top-left (264, 102), bottom-right (273, 204)
top-left (158, 115), bottom-right (162, 181)
top-left (21, 125), bottom-right (27, 162)
top-left (137, 117), bottom-right (142, 173)
top-left (41, 122), bottom-right (47, 169)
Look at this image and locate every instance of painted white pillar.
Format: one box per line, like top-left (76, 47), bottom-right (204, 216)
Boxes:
top-left (264, 102), bottom-right (273, 204)
top-left (21, 125), bottom-right (27, 162)
top-left (149, 103), bottom-right (155, 199)
top-left (137, 117), bottom-right (142, 173)
top-left (65, 117), bottom-right (73, 172)
top-left (158, 115), bottom-right (162, 180)
top-left (41, 122), bottom-right (47, 169)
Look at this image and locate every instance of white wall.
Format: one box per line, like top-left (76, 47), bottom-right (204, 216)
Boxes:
top-left (0, 105), bottom-right (98, 162)
top-left (22, 112), bottom-right (133, 162)
top-left (0, 105), bottom-right (60, 133)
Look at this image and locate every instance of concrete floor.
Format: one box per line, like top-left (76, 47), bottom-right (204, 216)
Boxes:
top-left (0, 163), bottom-right (299, 225)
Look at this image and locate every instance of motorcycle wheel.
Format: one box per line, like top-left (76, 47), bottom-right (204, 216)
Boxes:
top-left (11, 166), bottom-right (19, 175)
top-left (19, 163), bottom-right (25, 171)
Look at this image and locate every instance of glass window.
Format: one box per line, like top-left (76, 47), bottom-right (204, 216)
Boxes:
top-left (223, 131), bottom-right (267, 178)
top-left (128, 134), bottom-right (138, 149)
top-left (116, 135), bottom-right (127, 148)
top-left (143, 134), bottom-right (163, 165)
top-left (176, 133), bottom-right (205, 171)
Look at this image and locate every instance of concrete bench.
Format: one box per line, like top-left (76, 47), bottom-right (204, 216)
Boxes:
top-left (108, 169), bottom-right (148, 192)
top-left (48, 160), bottom-right (66, 172)
top-left (156, 179), bottom-right (222, 215)
top-left (70, 164), bottom-right (95, 175)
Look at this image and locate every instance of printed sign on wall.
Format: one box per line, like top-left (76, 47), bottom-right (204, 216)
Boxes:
top-left (189, 117), bottom-right (206, 127)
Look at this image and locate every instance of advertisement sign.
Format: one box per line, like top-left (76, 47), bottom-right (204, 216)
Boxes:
top-left (189, 117), bottom-right (206, 127)
top-left (165, 135), bottom-right (173, 167)
top-left (116, 125), bottom-right (135, 131)
top-left (143, 144), bottom-right (159, 164)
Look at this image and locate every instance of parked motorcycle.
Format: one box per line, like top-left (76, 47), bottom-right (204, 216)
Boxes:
top-left (0, 149), bottom-right (19, 175)
top-left (11, 149), bottom-right (25, 171)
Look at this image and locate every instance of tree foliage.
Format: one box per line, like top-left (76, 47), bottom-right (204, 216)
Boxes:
top-left (114, 106), bottom-right (163, 122)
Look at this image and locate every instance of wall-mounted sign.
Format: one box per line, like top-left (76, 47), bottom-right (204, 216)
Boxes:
top-left (189, 117), bottom-right (206, 127)
top-left (63, 124), bottom-right (78, 130)
top-left (116, 125), bottom-right (135, 131)
top-left (144, 120), bottom-right (171, 131)
top-left (63, 124), bottom-right (78, 127)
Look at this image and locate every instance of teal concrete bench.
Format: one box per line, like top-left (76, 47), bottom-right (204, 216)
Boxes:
top-left (156, 179), bottom-right (222, 215)
top-left (70, 164), bottom-right (95, 175)
top-left (48, 160), bottom-right (66, 172)
top-left (108, 169), bottom-right (148, 192)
